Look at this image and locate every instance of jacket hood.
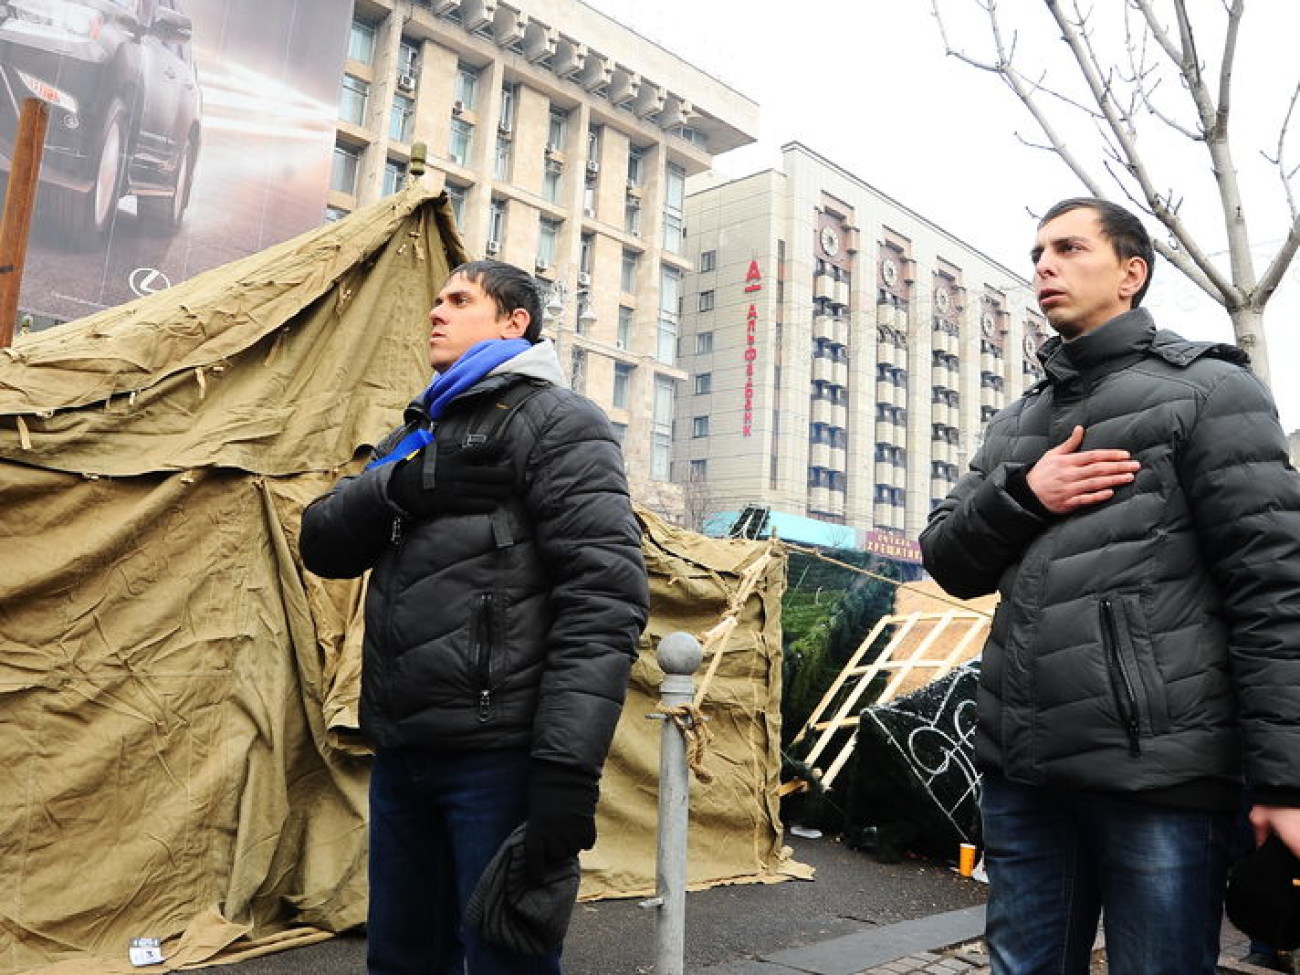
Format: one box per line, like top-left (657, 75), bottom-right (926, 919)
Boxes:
top-left (488, 339), bottom-right (568, 388)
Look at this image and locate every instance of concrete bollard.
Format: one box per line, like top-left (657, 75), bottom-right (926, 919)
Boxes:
top-left (644, 631), bottom-right (703, 975)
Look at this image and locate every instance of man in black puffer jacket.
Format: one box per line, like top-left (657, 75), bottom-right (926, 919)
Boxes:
top-left (300, 260), bottom-right (649, 975)
top-left (920, 199), bottom-right (1300, 975)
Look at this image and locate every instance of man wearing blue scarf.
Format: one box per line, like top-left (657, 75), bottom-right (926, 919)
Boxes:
top-left (300, 260), bottom-right (650, 975)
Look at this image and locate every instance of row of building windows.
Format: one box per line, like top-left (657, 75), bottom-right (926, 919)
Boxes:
top-left (874, 484), bottom-right (906, 506)
top-left (876, 363), bottom-right (908, 385)
top-left (932, 423), bottom-right (961, 445)
top-left (932, 386), bottom-right (960, 407)
top-left (809, 469), bottom-right (848, 491)
top-left (875, 442), bottom-right (906, 465)
top-left (813, 381), bottom-right (848, 406)
top-left (932, 460), bottom-right (961, 480)
top-left (812, 423), bottom-right (847, 448)
top-left (814, 338), bottom-right (848, 362)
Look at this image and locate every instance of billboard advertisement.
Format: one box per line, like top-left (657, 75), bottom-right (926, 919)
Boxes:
top-left (0, 0), bottom-right (352, 324)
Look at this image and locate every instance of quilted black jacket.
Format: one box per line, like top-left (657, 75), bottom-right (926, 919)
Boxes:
top-left (920, 309), bottom-right (1300, 801)
top-left (299, 342), bottom-right (649, 778)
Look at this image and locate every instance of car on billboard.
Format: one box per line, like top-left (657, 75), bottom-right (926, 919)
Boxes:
top-left (0, 0), bottom-right (203, 243)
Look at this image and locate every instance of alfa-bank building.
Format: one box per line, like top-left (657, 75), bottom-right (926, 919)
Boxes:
top-left (676, 144), bottom-right (1046, 562)
top-left (332, 1), bottom-right (1044, 560)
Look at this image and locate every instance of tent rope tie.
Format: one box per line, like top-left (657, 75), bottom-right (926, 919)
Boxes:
top-left (654, 702), bottom-right (715, 784)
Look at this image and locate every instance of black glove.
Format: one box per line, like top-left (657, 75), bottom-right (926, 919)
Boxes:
top-left (387, 440), bottom-right (513, 518)
top-left (525, 761), bottom-right (600, 882)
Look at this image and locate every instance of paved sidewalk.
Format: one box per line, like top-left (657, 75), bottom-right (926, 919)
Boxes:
top-left (697, 900), bottom-right (1280, 975)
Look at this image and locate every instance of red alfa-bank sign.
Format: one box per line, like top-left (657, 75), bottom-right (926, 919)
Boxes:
top-left (742, 259), bottom-right (762, 436)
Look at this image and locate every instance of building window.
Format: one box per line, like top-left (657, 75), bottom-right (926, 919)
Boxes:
top-left (613, 363), bottom-right (634, 409)
top-left (696, 331), bottom-right (713, 355)
top-left (487, 199), bottom-right (505, 250)
top-left (537, 217), bottom-right (560, 270)
top-left (325, 205), bottom-right (349, 222)
top-left (446, 183), bottom-right (466, 228)
top-left (627, 145), bottom-right (645, 187)
top-left (348, 19), bottom-right (376, 63)
top-left (698, 289), bottom-right (715, 312)
top-left (339, 75), bottom-right (369, 126)
top-left (657, 265), bottom-right (681, 365)
top-left (652, 375), bottom-right (675, 481)
top-left (499, 83), bottom-right (517, 132)
top-left (547, 107), bottom-right (568, 151)
top-left (694, 372), bottom-right (711, 394)
top-left (542, 158), bottom-right (562, 203)
top-left (382, 160), bottom-right (406, 196)
top-left (331, 142), bottom-right (361, 195)
top-left (398, 39), bottom-right (420, 77)
top-left (692, 416), bottom-right (710, 438)
top-left (689, 459), bottom-right (708, 481)
top-left (579, 233), bottom-right (594, 275)
top-left (621, 250), bottom-right (639, 292)
top-left (699, 249), bottom-right (716, 272)
top-left (617, 306), bottom-right (633, 350)
top-left (390, 93), bottom-right (414, 143)
top-left (494, 135), bottom-right (512, 180)
top-left (454, 63), bottom-right (479, 109)
top-left (610, 422), bottom-right (627, 446)
top-left (624, 199), bottom-right (642, 237)
top-left (449, 118), bottom-right (473, 166)
top-left (662, 162), bottom-right (685, 253)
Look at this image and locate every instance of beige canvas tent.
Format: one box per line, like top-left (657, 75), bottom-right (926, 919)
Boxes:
top-left (0, 186), bottom-right (797, 974)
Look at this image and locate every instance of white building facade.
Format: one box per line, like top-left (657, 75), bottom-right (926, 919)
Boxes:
top-left (678, 143), bottom-right (1048, 561)
top-left (333, 0), bottom-right (758, 513)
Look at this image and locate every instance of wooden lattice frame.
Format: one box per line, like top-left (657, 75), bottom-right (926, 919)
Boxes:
top-left (786, 609), bottom-right (990, 790)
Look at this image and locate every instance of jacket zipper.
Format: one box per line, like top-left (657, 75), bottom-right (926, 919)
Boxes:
top-left (1100, 597), bottom-right (1141, 757)
top-left (473, 593), bottom-right (495, 722)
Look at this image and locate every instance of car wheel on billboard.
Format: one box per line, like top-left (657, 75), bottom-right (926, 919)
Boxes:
top-left (138, 132), bottom-right (199, 230)
top-left (47, 98), bottom-right (126, 244)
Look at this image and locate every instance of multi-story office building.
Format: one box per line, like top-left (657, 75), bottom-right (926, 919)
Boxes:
top-left (332, 0), bottom-right (758, 511)
top-left (678, 143), bottom-right (1047, 563)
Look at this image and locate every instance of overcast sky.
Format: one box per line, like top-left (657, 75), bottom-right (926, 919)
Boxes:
top-left (583, 0), bottom-right (1300, 432)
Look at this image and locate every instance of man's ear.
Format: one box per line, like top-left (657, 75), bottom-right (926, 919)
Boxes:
top-left (502, 308), bottom-right (530, 339)
top-left (1119, 256), bottom-right (1148, 300)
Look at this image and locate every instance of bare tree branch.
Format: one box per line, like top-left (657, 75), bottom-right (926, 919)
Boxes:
top-left (932, 0), bottom-right (1298, 380)
top-left (1262, 82), bottom-right (1300, 221)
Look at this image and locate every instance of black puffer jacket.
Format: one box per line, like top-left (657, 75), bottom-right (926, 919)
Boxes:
top-left (299, 342), bottom-right (649, 778)
top-left (920, 309), bottom-right (1300, 802)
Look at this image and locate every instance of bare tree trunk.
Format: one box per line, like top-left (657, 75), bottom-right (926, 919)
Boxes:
top-left (1229, 305), bottom-right (1271, 385)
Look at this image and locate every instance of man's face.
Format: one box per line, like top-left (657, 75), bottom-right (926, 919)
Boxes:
top-left (1031, 207), bottom-right (1147, 339)
top-left (427, 272), bottom-right (528, 372)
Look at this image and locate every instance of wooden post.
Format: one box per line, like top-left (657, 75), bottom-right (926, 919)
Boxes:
top-left (0, 98), bottom-right (49, 349)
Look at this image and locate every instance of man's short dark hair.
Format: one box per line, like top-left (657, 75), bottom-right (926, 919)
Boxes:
top-left (1039, 197), bottom-right (1155, 307)
top-left (450, 260), bottom-right (544, 343)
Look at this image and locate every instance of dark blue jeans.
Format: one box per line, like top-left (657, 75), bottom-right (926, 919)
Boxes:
top-left (367, 747), bottom-right (564, 975)
top-left (982, 775), bottom-right (1233, 975)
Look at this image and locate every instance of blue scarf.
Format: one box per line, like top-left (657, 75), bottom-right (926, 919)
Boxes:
top-left (367, 338), bottom-right (532, 469)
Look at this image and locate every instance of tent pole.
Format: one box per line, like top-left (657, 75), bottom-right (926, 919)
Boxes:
top-left (0, 97), bottom-right (48, 349)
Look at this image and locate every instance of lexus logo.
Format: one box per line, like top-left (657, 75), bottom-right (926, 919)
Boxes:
top-left (129, 267), bottom-right (172, 296)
